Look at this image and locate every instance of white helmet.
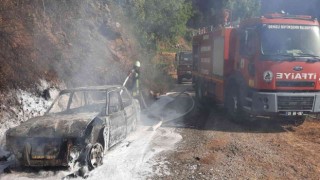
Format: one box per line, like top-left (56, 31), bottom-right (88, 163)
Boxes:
top-left (134, 61), bottom-right (141, 67)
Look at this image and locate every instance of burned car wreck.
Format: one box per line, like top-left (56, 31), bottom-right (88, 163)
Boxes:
top-left (6, 85), bottom-right (140, 170)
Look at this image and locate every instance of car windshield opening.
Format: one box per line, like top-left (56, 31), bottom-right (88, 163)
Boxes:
top-left (261, 24), bottom-right (320, 60)
top-left (48, 90), bottom-right (107, 114)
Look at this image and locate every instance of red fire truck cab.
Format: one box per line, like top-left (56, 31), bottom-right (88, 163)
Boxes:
top-left (192, 14), bottom-right (320, 123)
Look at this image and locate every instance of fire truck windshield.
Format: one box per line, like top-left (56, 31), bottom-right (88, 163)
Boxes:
top-left (261, 24), bottom-right (320, 59)
top-left (179, 53), bottom-right (192, 64)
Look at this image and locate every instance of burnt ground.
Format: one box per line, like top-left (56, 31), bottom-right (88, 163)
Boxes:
top-left (150, 83), bottom-right (320, 179)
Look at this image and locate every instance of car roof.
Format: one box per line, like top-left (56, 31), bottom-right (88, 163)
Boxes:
top-left (60, 85), bottom-right (124, 94)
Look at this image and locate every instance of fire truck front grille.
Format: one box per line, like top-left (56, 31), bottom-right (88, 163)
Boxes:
top-left (277, 96), bottom-right (314, 111)
top-left (276, 81), bottom-right (315, 87)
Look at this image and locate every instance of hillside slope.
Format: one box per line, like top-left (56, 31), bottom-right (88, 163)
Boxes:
top-left (0, 0), bottom-right (137, 91)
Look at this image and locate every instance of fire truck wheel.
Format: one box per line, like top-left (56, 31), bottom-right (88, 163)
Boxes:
top-left (196, 83), bottom-right (205, 104)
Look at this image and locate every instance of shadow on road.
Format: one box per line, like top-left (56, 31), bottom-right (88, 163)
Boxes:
top-left (142, 83), bottom-right (293, 134)
top-left (161, 101), bottom-right (289, 134)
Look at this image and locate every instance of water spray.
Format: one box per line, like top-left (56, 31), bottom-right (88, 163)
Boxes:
top-left (122, 74), bottom-right (131, 87)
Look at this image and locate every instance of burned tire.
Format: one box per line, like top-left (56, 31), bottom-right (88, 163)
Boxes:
top-left (195, 82), bottom-right (205, 104)
top-left (86, 143), bottom-right (104, 170)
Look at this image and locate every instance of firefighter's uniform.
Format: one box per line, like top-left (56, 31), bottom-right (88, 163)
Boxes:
top-left (130, 61), bottom-right (141, 97)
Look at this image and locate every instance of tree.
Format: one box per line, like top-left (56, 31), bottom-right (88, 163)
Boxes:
top-left (224, 0), bottom-right (261, 21)
top-left (189, 0), bottom-right (261, 28)
top-left (126, 0), bottom-right (193, 43)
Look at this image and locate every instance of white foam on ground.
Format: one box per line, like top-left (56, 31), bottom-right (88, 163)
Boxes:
top-left (86, 126), bottom-right (182, 180)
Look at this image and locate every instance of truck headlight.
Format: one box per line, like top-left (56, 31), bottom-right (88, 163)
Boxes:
top-left (263, 71), bottom-right (273, 83)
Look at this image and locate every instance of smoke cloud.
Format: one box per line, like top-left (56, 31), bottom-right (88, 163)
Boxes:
top-left (33, 0), bottom-right (133, 88)
top-left (261, 0), bottom-right (320, 18)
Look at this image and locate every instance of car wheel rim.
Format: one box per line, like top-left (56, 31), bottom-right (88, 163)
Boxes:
top-left (89, 143), bottom-right (104, 168)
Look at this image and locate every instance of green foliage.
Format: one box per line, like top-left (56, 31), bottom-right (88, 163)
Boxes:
top-left (224, 0), bottom-right (261, 20)
top-left (189, 0), bottom-right (261, 28)
top-left (123, 0), bottom-right (261, 49)
top-left (142, 60), bottom-right (175, 94)
top-left (125, 0), bottom-right (193, 44)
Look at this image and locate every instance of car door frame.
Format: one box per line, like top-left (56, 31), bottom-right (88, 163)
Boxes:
top-left (119, 87), bottom-right (136, 133)
top-left (107, 89), bottom-right (127, 147)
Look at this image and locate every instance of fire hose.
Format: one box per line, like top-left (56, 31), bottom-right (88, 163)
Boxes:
top-left (161, 91), bottom-right (195, 123)
top-left (145, 90), bottom-right (195, 131)
top-left (123, 72), bottom-right (195, 128)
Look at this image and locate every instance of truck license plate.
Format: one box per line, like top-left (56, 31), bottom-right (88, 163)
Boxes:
top-left (286, 112), bottom-right (303, 116)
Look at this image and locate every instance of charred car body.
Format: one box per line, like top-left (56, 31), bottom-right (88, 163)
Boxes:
top-left (6, 85), bottom-right (140, 169)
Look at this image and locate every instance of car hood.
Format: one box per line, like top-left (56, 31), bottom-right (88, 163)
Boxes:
top-left (7, 113), bottom-right (99, 138)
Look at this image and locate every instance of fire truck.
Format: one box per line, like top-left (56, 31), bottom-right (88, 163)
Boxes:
top-left (176, 51), bottom-right (193, 84)
top-left (192, 13), bottom-right (320, 123)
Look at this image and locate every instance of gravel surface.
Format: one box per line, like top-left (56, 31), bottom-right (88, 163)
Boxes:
top-left (150, 83), bottom-right (320, 180)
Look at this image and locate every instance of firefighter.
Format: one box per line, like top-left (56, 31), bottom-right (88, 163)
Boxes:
top-left (123, 60), bottom-right (147, 108)
top-left (130, 60), bottom-right (141, 97)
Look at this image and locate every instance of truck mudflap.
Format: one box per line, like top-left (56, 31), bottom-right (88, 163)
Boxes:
top-left (249, 92), bottom-right (320, 115)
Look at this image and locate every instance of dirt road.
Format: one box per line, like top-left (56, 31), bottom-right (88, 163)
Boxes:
top-left (150, 83), bottom-right (320, 179)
